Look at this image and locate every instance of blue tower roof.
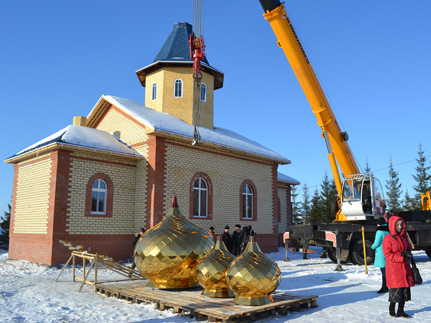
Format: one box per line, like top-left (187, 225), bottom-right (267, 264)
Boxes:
top-left (153, 22), bottom-right (210, 66)
top-left (136, 22), bottom-right (223, 90)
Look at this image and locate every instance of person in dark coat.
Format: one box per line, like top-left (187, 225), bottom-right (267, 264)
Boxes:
top-left (222, 225), bottom-right (233, 253)
top-left (240, 225), bottom-right (255, 253)
top-left (383, 216), bottom-right (414, 318)
top-left (232, 224), bottom-right (242, 256)
top-left (131, 228), bottom-right (146, 269)
top-left (371, 217), bottom-right (389, 293)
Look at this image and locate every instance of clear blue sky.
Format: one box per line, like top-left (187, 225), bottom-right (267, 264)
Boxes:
top-left (1, 0), bottom-right (431, 212)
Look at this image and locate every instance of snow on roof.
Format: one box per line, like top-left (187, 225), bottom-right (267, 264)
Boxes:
top-left (8, 125), bottom-right (142, 160)
top-left (277, 172), bottom-right (300, 185)
top-left (101, 95), bottom-right (291, 164)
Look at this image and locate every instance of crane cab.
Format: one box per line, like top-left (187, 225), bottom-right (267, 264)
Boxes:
top-left (340, 173), bottom-right (385, 221)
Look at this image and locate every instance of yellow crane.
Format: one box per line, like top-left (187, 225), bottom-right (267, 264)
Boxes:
top-left (259, 0), bottom-right (385, 222)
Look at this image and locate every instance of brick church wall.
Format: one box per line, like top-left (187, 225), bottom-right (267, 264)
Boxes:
top-left (164, 140), bottom-right (280, 252)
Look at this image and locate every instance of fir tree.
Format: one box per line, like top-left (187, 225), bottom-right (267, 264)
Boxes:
top-left (364, 160), bottom-right (372, 173)
top-left (0, 203), bottom-right (11, 246)
top-left (300, 183), bottom-right (311, 224)
top-left (319, 172), bottom-right (338, 222)
top-left (290, 185), bottom-right (302, 224)
top-left (307, 188), bottom-right (322, 223)
top-left (412, 143), bottom-right (431, 210)
top-left (385, 156), bottom-right (403, 212)
top-left (402, 188), bottom-right (417, 211)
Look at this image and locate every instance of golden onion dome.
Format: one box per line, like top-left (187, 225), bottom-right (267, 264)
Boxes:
top-left (135, 197), bottom-right (214, 289)
top-left (197, 237), bottom-right (236, 298)
top-left (227, 236), bottom-right (281, 305)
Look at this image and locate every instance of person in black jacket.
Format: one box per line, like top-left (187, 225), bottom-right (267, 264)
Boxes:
top-left (131, 228), bottom-right (146, 269)
top-left (240, 225), bottom-right (255, 253)
top-left (232, 224), bottom-right (242, 255)
top-left (222, 225), bottom-right (233, 253)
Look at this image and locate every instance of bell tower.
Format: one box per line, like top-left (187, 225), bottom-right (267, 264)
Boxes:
top-left (136, 22), bottom-right (223, 130)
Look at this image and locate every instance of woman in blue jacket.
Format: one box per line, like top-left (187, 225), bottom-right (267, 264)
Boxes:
top-left (371, 217), bottom-right (389, 293)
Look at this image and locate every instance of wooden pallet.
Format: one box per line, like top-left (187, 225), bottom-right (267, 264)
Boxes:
top-left (95, 281), bottom-right (318, 322)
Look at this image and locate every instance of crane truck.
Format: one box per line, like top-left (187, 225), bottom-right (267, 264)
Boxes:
top-left (258, 0), bottom-right (431, 267)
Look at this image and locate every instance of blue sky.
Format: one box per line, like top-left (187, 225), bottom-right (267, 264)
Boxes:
top-left (1, 0), bottom-right (431, 212)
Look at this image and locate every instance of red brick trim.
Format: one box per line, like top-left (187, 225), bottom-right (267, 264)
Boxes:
top-left (285, 185), bottom-right (292, 232)
top-left (145, 136), bottom-right (166, 228)
top-left (168, 141), bottom-right (273, 166)
top-left (189, 172), bottom-right (213, 220)
top-left (15, 155), bottom-right (52, 168)
top-left (239, 180), bottom-right (257, 221)
top-left (72, 155), bottom-right (136, 168)
top-left (85, 173), bottom-right (114, 218)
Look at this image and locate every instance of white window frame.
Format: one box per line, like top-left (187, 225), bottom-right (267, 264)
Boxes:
top-left (91, 179), bottom-right (107, 215)
top-left (200, 83), bottom-right (207, 102)
top-left (242, 184), bottom-right (253, 219)
top-left (174, 79), bottom-right (183, 98)
top-left (152, 82), bottom-right (157, 100)
top-left (193, 178), bottom-right (208, 217)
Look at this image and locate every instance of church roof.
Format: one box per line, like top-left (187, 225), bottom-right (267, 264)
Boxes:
top-left (136, 22), bottom-right (224, 89)
top-left (87, 95), bottom-right (291, 165)
top-left (277, 172), bottom-right (300, 185)
top-left (153, 22), bottom-right (210, 66)
top-left (6, 125), bottom-right (142, 162)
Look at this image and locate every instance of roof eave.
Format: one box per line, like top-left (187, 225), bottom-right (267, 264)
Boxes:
top-left (147, 128), bottom-right (290, 165)
top-left (5, 142), bottom-right (143, 164)
top-left (136, 61), bottom-right (224, 90)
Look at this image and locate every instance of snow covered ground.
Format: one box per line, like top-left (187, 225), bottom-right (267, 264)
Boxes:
top-left (1, 247), bottom-right (430, 323)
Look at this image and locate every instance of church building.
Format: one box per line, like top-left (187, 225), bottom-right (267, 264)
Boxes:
top-left (5, 22), bottom-right (299, 266)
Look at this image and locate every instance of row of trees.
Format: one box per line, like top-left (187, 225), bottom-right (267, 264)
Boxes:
top-left (0, 203), bottom-right (11, 248)
top-left (292, 144), bottom-right (430, 224)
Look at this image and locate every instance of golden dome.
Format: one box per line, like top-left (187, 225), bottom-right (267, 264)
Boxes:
top-left (135, 197), bottom-right (214, 289)
top-left (227, 237), bottom-right (281, 305)
top-left (197, 237), bottom-right (236, 298)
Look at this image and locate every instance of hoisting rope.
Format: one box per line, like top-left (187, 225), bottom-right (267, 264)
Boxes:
top-left (190, 0), bottom-right (205, 145)
top-left (192, 74), bottom-right (202, 145)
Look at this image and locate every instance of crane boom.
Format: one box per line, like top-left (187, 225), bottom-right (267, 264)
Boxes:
top-left (259, 0), bottom-right (359, 194)
top-left (259, 0), bottom-right (387, 221)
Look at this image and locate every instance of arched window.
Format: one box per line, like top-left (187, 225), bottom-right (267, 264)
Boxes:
top-left (174, 79), bottom-right (183, 98)
top-left (152, 82), bottom-right (157, 100)
top-left (193, 178), bottom-right (208, 217)
top-left (91, 179), bottom-right (107, 214)
top-left (85, 173), bottom-right (113, 217)
top-left (200, 83), bottom-right (207, 102)
top-left (189, 172), bottom-right (213, 220)
top-left (240, 180), bottom-right (257, 221)
top-left (242, 184), bottom-right (253, 219)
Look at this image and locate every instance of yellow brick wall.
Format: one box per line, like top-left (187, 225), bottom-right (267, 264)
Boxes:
top-left (93, 107), bottom-right (150, 229)
top-left (67, 151), bottom-right (138, 234)
top-left (165, 142), bottom-right (275, 234)
top-left (145, 70), bottom-right (164, 112)
top-left (278, 187), bottom-right (288, 233)
top-left (133, 159), bottom-right (149, 230)
top-left (95, 107), bottom-right (148, 146)
top-left (14, 155), bottom-right (52, 234)
top-left (145, 67), bottom-right (214, 129)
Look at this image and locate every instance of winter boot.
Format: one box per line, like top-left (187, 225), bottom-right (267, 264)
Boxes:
top-left (377, 275), bottom-right (388, 293)
top-left (389, 302), bottom-right (396, 317)
top-left (397, 302), bottom-right (410, 318)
